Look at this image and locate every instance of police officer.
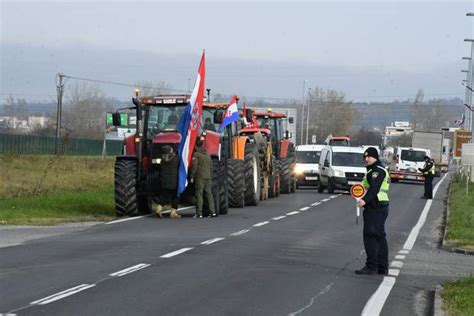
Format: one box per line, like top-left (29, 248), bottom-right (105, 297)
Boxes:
top-left (190, 139), bottom-right (216, 218)
top-left (355, 147), bottom-right (390, 275)
top-left (418, 155), bottom-right (435, 199)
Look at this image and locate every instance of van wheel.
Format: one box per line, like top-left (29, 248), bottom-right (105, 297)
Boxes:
top-left (327, 178), bottom-right (335, 194)
top-left (317, 179), bottom-right (324, 193)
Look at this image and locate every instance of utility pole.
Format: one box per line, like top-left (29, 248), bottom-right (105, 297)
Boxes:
top-left (305, 88), bottom-right (312, 144)
top-left (55, 73), bottom-right (66, 154)
top-left (300, 80), bottom-right (307, 145)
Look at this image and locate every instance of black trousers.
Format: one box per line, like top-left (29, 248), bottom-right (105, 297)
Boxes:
top-left (424, 175), bottom-right (433, 199)
top-left (363, 205), bottom-right (389, 271)
top-left (160, 189), bottom-right (179, 209)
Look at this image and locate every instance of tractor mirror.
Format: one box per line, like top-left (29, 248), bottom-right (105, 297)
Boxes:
top-left (112, 112), bottom-right (122, 126)
top-left (288, 117), bottom-right (294, 124)
top-left (213, 111), bottom-right (224, 124)
top-left (285, 130), bottom-right (290, 139)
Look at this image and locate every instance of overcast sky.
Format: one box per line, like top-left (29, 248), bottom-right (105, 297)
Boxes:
top-left (1, 1), bottom-right (473, 102)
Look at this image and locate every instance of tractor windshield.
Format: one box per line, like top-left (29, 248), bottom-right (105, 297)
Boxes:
top-left (201, 108), bottom-right (220, 133)
top-left (147, 105), bottom-right (187, 137)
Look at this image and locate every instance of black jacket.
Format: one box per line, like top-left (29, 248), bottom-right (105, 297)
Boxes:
top-left (418, 159), bottom-right (434, 175)
top-left (160, 152), bottom-right (179, 190)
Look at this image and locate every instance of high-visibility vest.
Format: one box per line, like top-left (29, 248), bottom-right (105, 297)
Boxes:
top-left (423, 161), bottom-right (435, 176)
top-left (362, 165), bottom-right (390, 202)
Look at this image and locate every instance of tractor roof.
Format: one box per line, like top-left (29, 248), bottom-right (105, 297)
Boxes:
top-left (203, 102), bottom-right (230, 109)
top-left (139, 94), bottom-right (191, 105)
top-left (253, 111), bottom-right (287, 118)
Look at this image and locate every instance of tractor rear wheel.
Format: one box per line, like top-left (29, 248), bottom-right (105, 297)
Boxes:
top-left (280, 158), bottom-right (292, 194)
top-left (268, 158), bottom-right (277, 198)
top-left (244, 143), bottom-right (261, 206)
top-left (219, 160), bottom-right (229, 214)
top-left (114, 159), bottom-right (142, 217)
top-left (227, 159), bottom-right (245, 208)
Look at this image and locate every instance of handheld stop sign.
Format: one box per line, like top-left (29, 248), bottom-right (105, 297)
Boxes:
top-left (351, 183), bottom-right (366, 225)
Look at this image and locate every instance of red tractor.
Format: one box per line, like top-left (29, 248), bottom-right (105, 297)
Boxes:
top-left (112, 94), bottom-right (228, 217)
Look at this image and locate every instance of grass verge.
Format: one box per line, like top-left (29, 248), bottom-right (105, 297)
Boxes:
top-left (443, 275), bottom-right (474, 316)
top-left (445, 174), bottom-right (474, 250)
top-left (0, 154), bottom-right (116, 225)
top-left (0, 188), bottom-right (115, 225)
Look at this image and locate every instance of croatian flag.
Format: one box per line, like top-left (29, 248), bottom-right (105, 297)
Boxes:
top-left (218, 96), bottom-right (239, 132)
top-left (177, 52), bottom-right (206, 196)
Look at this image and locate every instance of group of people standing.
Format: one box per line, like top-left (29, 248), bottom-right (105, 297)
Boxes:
top-left (152, 139), bottom-right (216, 219)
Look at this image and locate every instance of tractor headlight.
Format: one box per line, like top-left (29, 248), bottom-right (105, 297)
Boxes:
top-left (152, 158), bottom-right (162, 164)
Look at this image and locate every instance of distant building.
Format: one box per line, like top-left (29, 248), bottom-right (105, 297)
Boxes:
top-left (383, 121), bottom-right (413, 147)
top-left (0, 115), bottom-right (49, 132)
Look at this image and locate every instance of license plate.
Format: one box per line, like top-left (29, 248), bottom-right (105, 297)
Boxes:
top-left (305, 176), bottom-right (317, 180)
top-left (406, 175), bottom-right (417, 180)
top-left (348, 181), bottom-right (358, 185)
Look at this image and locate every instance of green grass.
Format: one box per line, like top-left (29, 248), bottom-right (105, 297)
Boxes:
top-left (443, 276), bottom-right (474, 316)
top-left (0, 188), bottom-right (116, 225)
top-left (445, 174), bottom-right (474, 250)
top-left (0, 154), bottom-right (116, 225)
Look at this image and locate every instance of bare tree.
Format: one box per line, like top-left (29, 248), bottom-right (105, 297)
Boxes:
top-left (2, 95), bottom-right (28, 116)
top-left (62, 83), bottom-right (114, 139)
top-left (352, 128), bottom-right (383, 146)
top-left (306, 87), bottom-right (353, 144)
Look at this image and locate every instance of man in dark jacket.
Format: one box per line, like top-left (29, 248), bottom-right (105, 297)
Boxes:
top-left (190, 139), bottom-right (216, 218)
top-left (153, 145), bottom-right (181, 219)
top-left (418, 155), bottom-right (434, 199)
top-left (355, 147), bottom-right (390, 276)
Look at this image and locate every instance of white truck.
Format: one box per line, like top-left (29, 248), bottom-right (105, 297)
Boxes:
top-left (412, 129), bottom-right (448, 175)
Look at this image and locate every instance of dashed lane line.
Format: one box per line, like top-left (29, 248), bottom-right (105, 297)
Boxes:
top-left (394, 255), bottom-right (406, 260)
top-left (253, 221), bottom-right (270, 227)
top-left (390, 260), bottom-right (404, 269)
top-left (311, 202), bottom-right (322, 206)
top-left (30, 284), bottom-right (96, 305)
top-left (160, 247), bottom-right (194, 258)
top-left (399, 250), bottom-right (409, 254)
top-left (321, 198), bottom-right (330, 202)
top-left (272, 216), bottom-right (286, 221)
top-left (299, 206), bottom-right (310, 211)
top-left (388, 269), bottom-right (400, 277)
top-left (230, 229), bottom-right (250, 236)
top-left (286, 211), bottom-right (300, 216)
top-left (109, 264), bottom-right (151, 277)
top-left (201, 237), bottom-right (225, 245)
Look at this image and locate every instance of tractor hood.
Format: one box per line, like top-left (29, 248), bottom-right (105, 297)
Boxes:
top-left (152, 131), bottom-right (182, 144)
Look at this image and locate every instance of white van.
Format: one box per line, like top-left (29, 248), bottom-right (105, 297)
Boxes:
top-left (318, 146), bottom-right (366, 193)
top-left (295, 144), bottom-right (325, 187)
top-left (389, 147), bottom-right (430, 182)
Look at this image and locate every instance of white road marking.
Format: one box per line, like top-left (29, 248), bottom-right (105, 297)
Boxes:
top-left (105, 215), bottom-right (149, 225)
top-left (361, 276), bottom-right (396, 316)
top-left (362, 173), bottom-right (448, 315)
top-left (286, 211), bottom-right (300, 216)
top-left (201, 237), bottom-right (225, 245)
top-left (321, 198), bottom-right (330, 202)
top-left (253, 221), bottom-right (270, 227)
top-left (110, 263), bottom-right (150, 277)
top-left (403, 173), bottom-right (448, 251)
top-left (288, 281), bottom-right (334, 316)
top-left (272, 216), bottom-right (286, 221)
top-left (311, 202), bottom-right (322, 206)
top-left (395, 255), bottom-right (406, 260)
top-left (30, 284), bottom-right (96, 305)
top-left (160, 247), bottom-right (194, 258)
top-left (388, 269), bottom-right (400, 277)
top-left (299, 207), bottom-right (310, 211)
top-left (398, 250), bottom-right (409, 254)
top-left (390, 260), bottom-right (404, 268)
top-left (330, 195), bottom-right (338, 199)
top-left (231, 229), bottom-right (250, 236)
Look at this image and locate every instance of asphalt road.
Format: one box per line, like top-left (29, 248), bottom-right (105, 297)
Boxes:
top-left (1, 174), bottom-right (473, 315)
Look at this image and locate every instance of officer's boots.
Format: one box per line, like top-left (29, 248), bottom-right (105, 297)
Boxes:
top-left (170, 209), bottom-right (181, 219)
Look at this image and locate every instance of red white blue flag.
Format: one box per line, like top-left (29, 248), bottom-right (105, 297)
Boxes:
top-left (177, 52), bottom-right (206, 196)
top-left (218, 96), bottom-right (239, 132)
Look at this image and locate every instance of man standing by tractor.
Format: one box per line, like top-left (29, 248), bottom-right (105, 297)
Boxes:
top-left (153, 145), bottom-right (181, 219)
top-left (190, 139), bottom-right (216, 218)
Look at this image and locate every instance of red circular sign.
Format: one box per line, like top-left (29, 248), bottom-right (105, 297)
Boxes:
top-left (351, 184), bottom-right (366, 198)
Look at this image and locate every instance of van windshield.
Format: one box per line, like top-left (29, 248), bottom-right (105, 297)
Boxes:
top-left (332, 152), bottom-right (365, 167)
top-left (296, 151), bottom-right (321, 163)
top-left (400, 150), bottom-right (426, 162)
